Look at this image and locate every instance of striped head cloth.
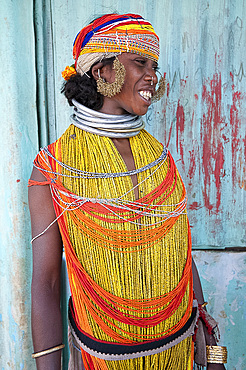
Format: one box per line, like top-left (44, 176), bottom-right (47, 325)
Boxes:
top-left (62, 13), bottom-right (160, 79)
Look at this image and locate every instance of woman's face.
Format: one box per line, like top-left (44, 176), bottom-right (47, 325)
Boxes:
top-left (98, 53), bottom-right (159, 116)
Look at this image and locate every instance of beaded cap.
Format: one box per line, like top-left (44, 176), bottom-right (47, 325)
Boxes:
top-left (62, 13), bottom-right (160, 79)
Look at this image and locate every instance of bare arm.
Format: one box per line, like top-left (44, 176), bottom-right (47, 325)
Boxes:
top-left (29, 167), bottom-right (63, 370)
top-left (192, 258), bottom-right (226, 370)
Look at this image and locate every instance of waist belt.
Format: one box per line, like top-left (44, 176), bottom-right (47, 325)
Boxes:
top-left (68, 297), bottom-right (198, 361)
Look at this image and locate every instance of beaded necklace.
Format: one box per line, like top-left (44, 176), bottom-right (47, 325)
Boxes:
top-left (30, 126), bottom-right (193, 369)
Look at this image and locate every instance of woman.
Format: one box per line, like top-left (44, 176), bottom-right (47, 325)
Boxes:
top-left (29, 13), bottom-right (227, 370)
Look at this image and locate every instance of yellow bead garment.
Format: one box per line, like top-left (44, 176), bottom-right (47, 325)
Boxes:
top-left (36, 126), bottom-right (193, 369)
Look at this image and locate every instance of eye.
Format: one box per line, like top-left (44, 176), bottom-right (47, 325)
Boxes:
top-left (135, 59), bottom-right (146, 65)
top-left (153, 64), bottom-right (159, 72)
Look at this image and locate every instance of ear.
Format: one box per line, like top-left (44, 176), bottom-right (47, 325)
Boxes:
top-left (91, 62), bottom-right (104, 81)
top-left (91, 62), bottom-right (113, 82)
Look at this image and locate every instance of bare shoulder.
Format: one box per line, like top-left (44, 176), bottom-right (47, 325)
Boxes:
top-left (28, 167), bottom-right (55, 221)
top-left (30, 166), bottom-right (48, 182)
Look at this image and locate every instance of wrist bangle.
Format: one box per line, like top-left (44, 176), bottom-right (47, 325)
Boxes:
top-left (32, 344), bottom-right (65, 359)
top-left (206, 345), bottom-right (227, 364)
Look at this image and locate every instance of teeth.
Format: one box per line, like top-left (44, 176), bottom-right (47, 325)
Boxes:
top-left (139, 91), bottom-right (152, 100)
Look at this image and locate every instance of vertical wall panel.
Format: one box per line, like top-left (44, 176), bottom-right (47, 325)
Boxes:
top-left (0, 1), bottom-right (38, 369)
top-left (150, 0), bottom-right (246, 248)
top-left (34, 0), bottom-right (58, 145)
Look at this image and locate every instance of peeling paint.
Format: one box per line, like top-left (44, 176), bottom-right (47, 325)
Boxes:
top-left (219, 310), bottom-right (227, 319)
top-left (157, 50), bottom-right (246, 247)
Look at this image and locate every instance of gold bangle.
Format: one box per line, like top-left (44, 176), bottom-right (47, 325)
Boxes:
top-left (201, 301), bottom-right (208, 307)
top-left (32, 344), bottom-right (65, 359)
top-left (206, 345), bottom-right (227, 364)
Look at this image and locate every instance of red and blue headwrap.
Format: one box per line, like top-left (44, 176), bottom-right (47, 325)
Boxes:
top-left (62, 13), bottom-right (159, 80)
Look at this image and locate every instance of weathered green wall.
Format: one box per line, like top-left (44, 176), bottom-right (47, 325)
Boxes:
top-left (0, 1), bottom-right (38, 369)
top-left (0, 0), bottom-right (245, 369)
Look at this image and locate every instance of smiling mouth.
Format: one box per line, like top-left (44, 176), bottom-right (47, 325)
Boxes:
top-left (139, 90), bottom-right (153, 101)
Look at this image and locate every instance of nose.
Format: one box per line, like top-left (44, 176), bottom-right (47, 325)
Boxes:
top-left (144, 68), bottom-right (158, 86)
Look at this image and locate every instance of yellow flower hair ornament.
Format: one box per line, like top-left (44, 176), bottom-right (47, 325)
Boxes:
top-left (61, 65), bottom-right (76, 80)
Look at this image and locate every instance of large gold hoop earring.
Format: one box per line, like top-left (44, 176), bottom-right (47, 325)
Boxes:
top-left (96, 57), bottom-right (126, 98)
top-left (152, 73), bottom-right (166, 102)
